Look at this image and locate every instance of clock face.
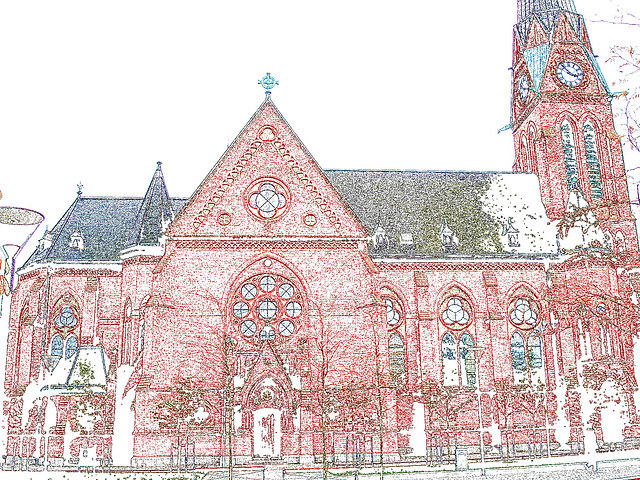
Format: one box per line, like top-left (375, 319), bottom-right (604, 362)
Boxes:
top-left (519, 75), bottom-right (530, 103)
top-left (556, 61), bottom-right (584, 87)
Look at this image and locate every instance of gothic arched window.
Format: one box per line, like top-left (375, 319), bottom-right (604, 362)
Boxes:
top-left (561, 119), bottom-right (579, 190)
top-left (583, 120), bottom-right (603, 200)
top-left (511, 331), bottom-right (544, 380)
top-left (65, 334), bottom-right (78, 359)
top-left (442, 332), bottom-right (458, 386)
top-left (51, 334), bottom-right (64, 357)
top-left (389, 333), bottom-right (406, 387)
top-left (442, 332), bottom-right (477, 387)
top-left (528, 334), bottom-right (543, 369)
top-left (459, 333), bottom-right (477, 386)
top-left (511, 332), bottom-right (526, 373)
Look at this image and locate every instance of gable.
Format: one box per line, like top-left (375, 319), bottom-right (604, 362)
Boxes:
top-left (168, 98), bottom-right (367, 239)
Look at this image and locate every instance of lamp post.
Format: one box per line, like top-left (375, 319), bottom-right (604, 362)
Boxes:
top-left (468, 346), bottom-right (485, 465)
top-left (0, 206), bottom-right (44, 314)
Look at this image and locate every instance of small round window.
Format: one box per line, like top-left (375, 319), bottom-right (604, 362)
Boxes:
top-left (55, 307), bottom-right (78, 328)
top-left (509, 298), bottom-right (539, 330)
top-left (384, 298), bottom-right (403, 327)
top-left (441, 297), bottom-right (471, 329)
top-left (247, 179), bottom-right (288, 220)
top-left (232, 273), bottom-right (303, 342)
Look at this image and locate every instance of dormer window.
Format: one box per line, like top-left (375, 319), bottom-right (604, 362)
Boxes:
top-left (39, 229), bottom-right (53, 252)
top-left (372, 226), bottom-right (389, 251)
top-left (503, 218), bottom-right (520, 248)
top-left (399, 233), bottom-right (415, 253)
top-left (439, 219), bottom-right (458, 254)
top-left (69, 228), bottom-right (84, 251)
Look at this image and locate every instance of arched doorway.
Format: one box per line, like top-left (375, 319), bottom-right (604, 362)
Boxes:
top-left (253, 408), bottom-right (282, 457)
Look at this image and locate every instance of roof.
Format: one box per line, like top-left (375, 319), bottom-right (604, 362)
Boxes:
top-left (23, 169), bottom-right (558, 266)
top-left (23, 196), bottom-right (188, 266)
top-left (515, 0), bottom-right (583, 47)
top-left (325, 170), bottom-right (558, 257)
top-left (126, 162), bottom-right (174, 248)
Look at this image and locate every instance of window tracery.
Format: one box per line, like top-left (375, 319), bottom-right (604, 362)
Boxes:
top-left (441, 331), bottom-right (477, 387)
top-left (441, 296), bottom-right (472, 330)
top-left (232, 273), bottom-right (302, 342)
top-left (49, 299), bottom-right (81, 360)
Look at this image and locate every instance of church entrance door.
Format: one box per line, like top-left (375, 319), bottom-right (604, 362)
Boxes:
top-left (253, 408), bottom-right (282, 457)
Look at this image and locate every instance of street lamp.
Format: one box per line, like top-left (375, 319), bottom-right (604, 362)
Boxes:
top-left (0, 206), bottom-right (44, 311)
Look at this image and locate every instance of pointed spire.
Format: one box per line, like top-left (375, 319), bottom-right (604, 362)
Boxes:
top-left (518, 0), bottom-right (576, 23)
top-left (126, 162), bottom-right (174, 247)
top-left (515, 0), bottom-right (583, 47)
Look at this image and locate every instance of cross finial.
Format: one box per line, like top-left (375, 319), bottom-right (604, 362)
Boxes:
top-left (259, 72), bottom-right (279, 95)
top-left (77, 182), bottom-right (84, 196)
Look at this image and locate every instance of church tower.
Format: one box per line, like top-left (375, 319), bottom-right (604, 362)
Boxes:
top-left (511, 0), bottom-right (637, 251)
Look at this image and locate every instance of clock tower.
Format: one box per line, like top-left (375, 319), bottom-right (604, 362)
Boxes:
top-left (511, 0), bottom-right (637, 251)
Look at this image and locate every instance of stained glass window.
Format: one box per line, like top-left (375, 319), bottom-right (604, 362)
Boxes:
top-left (561, 120), bottom-right (579, 190)
top-left (385, 298), bottom-right (401, 326)
top-left (528, 334), bottom-right (543, 369)
top-left (442, 333), bottom-right (458, 386)
top-left (65, 335), bottom-right (78, 359)
top-left (232, 274), bottom-right (302, 341)
top-left (584, 121), bottom-right (603, 200)
top-left (442, 297), bottom-right (471, 328)
top-left (51, 334), bottom-right (63, 357)
top-left (511, 332), bottom-right (526, 373)
top-left (460, 333), bottom-right (476, 386)
top-left (389, 333), bottom-right (406, 387)
top-left (55, 306), bottom-right (77, 328)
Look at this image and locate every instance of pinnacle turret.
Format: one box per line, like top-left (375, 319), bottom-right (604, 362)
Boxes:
top-left (125, 162), bottom-right (174, 247)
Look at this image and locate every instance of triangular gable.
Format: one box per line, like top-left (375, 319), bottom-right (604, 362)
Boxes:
top-left (553, 13), bottom-right (580, 44)
top-left (525, 18), bottom-right (549, 50)
top-left (523, 43), bottom-right (551, 91)
top-left (168, 98), bottom-right (367, 239)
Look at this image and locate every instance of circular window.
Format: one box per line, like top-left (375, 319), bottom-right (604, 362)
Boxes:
top-left (247, 180), bottom-right (288, 220)
top-left (597, 303), bottom-right (607, 315)
top-left (384, 298), bottom-right (402, 327)
top-left (509, 298), bottom-right (539, 329)
top-left (232, 273), bottom-right (303, 341)
top-left (55, 306), bottom-right (78, 328)
top-left (441, 297), bottom-right (471, 329)
top-left (240, 320), bottom-right (257, 337)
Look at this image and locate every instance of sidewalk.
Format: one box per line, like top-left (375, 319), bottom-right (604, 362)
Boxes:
top-left (201, 457), bottom-right (640, 480)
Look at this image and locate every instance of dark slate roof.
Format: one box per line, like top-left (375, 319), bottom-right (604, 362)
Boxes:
top-left (23, 170), bottom-right (557, 266)
top-left (23, 197), bottom-right (188, 266)
top-left (126, 162), bottom-right (174, 247)
top-left (515, 0), bottom-right (583, 46)
top-left (325, 170), bottom-right (558, 257)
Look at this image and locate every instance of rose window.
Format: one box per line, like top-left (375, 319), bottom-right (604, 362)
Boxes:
top-left (232, 273), bottom-right (303, 342)
top-left (55, 306), bottom-right (78, 327)
top-left (509, 298), bottom-right (539, 329)
top-left (384, 298), bottom-right (402, 327)
top-left (248, 181), bottom-right (287, 219)
top-left (441, 297), bottom-right (471, 329)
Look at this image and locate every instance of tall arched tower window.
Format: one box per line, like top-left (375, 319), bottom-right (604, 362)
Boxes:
top-left (561, 120), bottom-right (579, 191)
top-left (389, 333), bottom-right (406, 387)
top-left (442, 332), bottom-right (458, 386)
top-left (583, 120), bottom-right (603, 200)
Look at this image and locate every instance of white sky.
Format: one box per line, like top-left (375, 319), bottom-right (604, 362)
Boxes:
top-left (0, 0), bottom-right (638, 260)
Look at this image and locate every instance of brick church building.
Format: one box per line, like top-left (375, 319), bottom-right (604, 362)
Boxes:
top-left (4, 0), bottom-right (640, 468)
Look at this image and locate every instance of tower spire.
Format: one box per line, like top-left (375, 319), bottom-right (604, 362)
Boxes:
top-left (517, 0), bottom-right (577, 22)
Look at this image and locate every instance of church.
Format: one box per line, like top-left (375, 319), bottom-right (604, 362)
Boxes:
top-left (4, 0), bottom-right (640, 469)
